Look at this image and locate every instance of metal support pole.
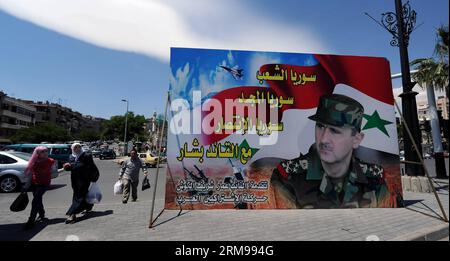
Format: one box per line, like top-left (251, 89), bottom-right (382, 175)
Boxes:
top-left (149, 91), bottom-right (170, 228)
top-left (395, 101), bottom-right (448, 222)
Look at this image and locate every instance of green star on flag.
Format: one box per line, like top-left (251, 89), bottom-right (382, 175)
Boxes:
top-left (362, 110), bottom-right (393, 137)
top-left (238, 139), bottom-right (259, 159)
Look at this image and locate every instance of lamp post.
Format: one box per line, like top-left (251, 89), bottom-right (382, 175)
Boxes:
top-left (366, 0), bottom-right (424, 176)
top-left (121, 99), bottom-right (129, 156)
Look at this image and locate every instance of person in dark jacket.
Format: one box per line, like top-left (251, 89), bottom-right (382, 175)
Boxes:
top-left (23, 146), bottom-right (57, 230)
top-left (63, 143), bottom-right (99, 224)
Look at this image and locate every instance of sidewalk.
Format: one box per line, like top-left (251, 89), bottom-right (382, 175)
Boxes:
top-left (1, 181), bottom-right (447, 241)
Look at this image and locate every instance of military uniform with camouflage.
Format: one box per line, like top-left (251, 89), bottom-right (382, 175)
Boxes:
top-left (271, 94), bottom-right (391, 208)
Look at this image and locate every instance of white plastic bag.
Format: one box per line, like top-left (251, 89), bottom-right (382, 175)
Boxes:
top-left (114, 179), bottom-right (123, 195)
top-left (87, 182), bottom-right (102, 204)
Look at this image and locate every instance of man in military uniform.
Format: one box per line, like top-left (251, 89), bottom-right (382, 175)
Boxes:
top-left (271, 94), bottom-right (391, 209)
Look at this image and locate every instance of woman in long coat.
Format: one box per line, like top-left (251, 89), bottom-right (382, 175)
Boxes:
top-left (64, 143), bottom-right (99, 224)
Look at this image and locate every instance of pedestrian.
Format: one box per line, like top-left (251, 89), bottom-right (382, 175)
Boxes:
top-left (23, 146), bottom-right (57, 230)
top-left (119, 149), bottom-right (148, 203)
top-left (64, 143), bottom-right (99, 224)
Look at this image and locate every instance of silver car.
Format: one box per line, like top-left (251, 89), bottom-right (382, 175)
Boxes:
top-left (0, 151), bottom-right (59, 193)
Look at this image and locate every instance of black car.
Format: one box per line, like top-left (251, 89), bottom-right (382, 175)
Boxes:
top-left (91, 149), bottom-right (102, 158)
top-left (99, 149), bottom-right (116, 160)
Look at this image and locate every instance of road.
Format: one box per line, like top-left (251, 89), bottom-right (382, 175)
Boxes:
top-left (0, 158), bottom-right (167, 219)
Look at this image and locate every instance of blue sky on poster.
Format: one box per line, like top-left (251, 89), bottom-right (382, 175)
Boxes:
top-left (0, 0), bottom-right (448, 119)
top-left (169, 48), bottom-right (319, 104)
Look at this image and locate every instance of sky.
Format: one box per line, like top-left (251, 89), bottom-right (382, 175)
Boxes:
top-left (0, 0), bottom-right (448, 119)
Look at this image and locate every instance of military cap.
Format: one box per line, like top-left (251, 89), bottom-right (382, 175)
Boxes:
top-left (308, 94), bottom-right (364, 130)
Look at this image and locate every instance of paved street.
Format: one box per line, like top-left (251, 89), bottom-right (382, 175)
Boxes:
top-left (0, 158), bottom-right (167, 240)
top-left (0, 158), bottom-right (448, 241)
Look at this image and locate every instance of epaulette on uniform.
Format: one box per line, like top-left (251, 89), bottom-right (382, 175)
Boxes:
top-left (276, 154), bottom-right (308, 180)
top-left (356, 158), bottom-right (384, 181)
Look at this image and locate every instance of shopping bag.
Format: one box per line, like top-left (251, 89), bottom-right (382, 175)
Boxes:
top-left (142, 176), bottom-right (150, 191)
top-left (114, 179), bottom-right (123, 195)
top-left (86, 182), bottom-right (102, 204)
top-left (10, 192), bottom-right (29, 212)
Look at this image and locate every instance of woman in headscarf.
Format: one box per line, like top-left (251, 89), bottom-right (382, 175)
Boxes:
top-left (23, 146), bottom-right (56, 230)
top-left (64, 143), bottom-right (99, 224)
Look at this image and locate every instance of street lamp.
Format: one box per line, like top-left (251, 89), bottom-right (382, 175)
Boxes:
top-left (121, 99), bottom-right (129, 156)
top-left (366, 0), bottom-right (424, 176)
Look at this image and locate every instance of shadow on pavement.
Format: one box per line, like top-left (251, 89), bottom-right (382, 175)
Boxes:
top-left (405, 200), bottom-right (447, 222)
top-left (403, 199), bottom-right (423, 207)
top-left (47, 184), bottom-right (67, 191)
top-left (74, 210), bottom-right (113, 223)
top-left (150, 209), bottom-right (192, 228)
top-left (0, 218), bottom-right (66, 241)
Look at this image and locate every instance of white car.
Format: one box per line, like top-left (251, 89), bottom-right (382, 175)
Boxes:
top-left (423, 153), bottom-right (432, 159)
top-left (0, 151), bottom-right (59, 193)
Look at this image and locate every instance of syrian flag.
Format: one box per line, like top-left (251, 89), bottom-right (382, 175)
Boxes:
top-left (199, 54), bottom-right (398, 165)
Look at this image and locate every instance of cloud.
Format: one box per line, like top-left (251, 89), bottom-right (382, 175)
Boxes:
top-left (169, 62), bottom-right (191, 99)
top-left (246, 53), bottom-right (281, 86)
top-left (0, 0), bottom-right (331, 62)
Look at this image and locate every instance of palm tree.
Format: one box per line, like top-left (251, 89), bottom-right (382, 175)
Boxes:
top-left (434, 25), bottom-right (449, 100)
top-left (435, 26), bottom-right (448, 60)
top-left (410, 25), bottom-right (448, 179)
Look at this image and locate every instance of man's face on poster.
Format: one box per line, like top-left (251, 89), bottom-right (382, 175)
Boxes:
top-left (315, 122), bottom-right (364, 164)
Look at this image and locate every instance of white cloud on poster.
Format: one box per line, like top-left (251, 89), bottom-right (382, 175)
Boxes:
top-left (246, 53), bottom-right (282, 86)
top-left (169, 62), bottom-right (192, 100)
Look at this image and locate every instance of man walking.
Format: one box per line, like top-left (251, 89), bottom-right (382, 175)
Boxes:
top-left (119, 149), bottom-right (148, 203)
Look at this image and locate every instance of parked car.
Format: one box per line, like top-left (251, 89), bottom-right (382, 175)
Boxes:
top-left (423, 153), bottom-right (432, 159)
top-left (3, 144), bottom-right (71, 168)
top-left (0, 151), bottom-right (59, 193)
top-left (91, 149), bottom-right (102, 158)
top-left (99, 149), bottom-right (116, 160)
top-left (138, 152), bottom-right (166, 167)
top-left (117, 152), bottom-right (166, 167)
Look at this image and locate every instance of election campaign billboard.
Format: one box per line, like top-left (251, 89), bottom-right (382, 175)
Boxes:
top-left (166, 48), bottom-right (403, 209)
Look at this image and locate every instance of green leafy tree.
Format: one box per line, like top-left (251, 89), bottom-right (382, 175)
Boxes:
top-left (76, 129), bottom-right (101, 142)
top-left (410, 25), bottom-right (448, 179)
top-left (102, 112), bottom-right (147, 141)
top-left (11, 123), bottom-right (71, 143)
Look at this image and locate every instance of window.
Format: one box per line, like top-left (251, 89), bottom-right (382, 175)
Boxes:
top-left (0, 155), bottom-right (18, 164)
top-left (21, 147), bottom-right (35, 153)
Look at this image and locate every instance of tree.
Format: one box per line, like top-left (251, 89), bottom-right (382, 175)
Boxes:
top-left (434, 25), bottom-right (449, 102)
top-left (102, 112), bottom-right (148, 142)
top-left (11, 123), bottom-right (71, 143)
top-left (410, 25), bottom-right (448, 179)
top-left (75, 129), bottom-right (101, 142)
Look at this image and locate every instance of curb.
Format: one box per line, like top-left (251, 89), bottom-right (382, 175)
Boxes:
top-left (390, 223), bottom-right (449, 241)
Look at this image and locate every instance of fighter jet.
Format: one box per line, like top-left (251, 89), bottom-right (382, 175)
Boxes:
top-left (219, 65), bottom-right (244, 80)
top-left (184, 167), bottom-right (203, 183)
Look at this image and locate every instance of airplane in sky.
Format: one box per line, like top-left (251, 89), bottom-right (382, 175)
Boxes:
top-left (219, 65), bottom-right (244, 80)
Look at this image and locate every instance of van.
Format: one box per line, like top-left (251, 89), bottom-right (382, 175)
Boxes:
top-left (3, 144), bottom-right (72, 168)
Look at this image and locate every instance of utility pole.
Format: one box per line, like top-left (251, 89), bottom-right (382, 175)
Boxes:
top-left (366, 0), bottom-right (424, 176)
top-left (121, 99), bottom-right (129, 156)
